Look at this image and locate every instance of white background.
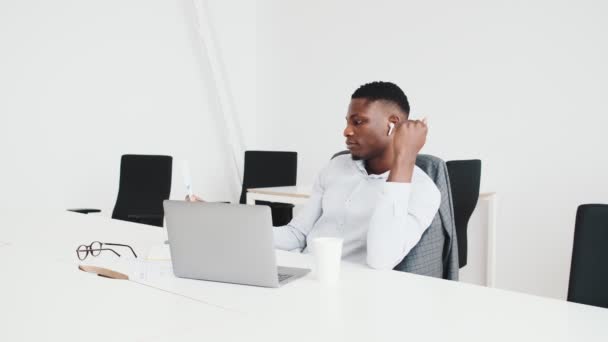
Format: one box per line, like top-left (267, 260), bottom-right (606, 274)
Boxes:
top-left (1, 0), bottom-right (607, 299)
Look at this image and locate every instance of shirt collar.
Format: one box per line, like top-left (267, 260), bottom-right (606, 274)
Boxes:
top-left (353, 159), bottom-right (390, 179)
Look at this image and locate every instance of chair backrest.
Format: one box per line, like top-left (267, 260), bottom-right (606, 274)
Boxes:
top-left (112, 154), bottom-right (173, 227)
top-left (331, 151), bottom-right (459, 280)
top-left (568, 204), bottom-right (608, 308)
top-left (239, 151), bottom-right (297, 204)
top-left (446, 160), bottom-right (481, 268)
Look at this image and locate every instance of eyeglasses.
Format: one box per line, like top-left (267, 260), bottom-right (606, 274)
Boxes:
top-left (76, 241), bottom-right (138, 261)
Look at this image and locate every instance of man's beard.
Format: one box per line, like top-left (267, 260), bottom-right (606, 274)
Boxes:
top-left (351, 154), bottom-right (362, 161)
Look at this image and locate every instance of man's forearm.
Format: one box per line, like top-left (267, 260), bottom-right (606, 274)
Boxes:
top-left (273, 225), bottom-right (306, 251)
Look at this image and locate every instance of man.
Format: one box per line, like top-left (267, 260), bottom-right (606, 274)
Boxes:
top-left (273, 81), bottom-right (440, 270)
top-left (191, 81), bottom-right (440, 270)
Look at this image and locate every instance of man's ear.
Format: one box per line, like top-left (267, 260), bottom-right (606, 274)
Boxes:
top-left (387, 115), bottom-right (400, 136)
top-left (388, 114), bottom-right (401, 125)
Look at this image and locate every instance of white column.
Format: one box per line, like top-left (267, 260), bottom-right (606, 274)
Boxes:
top-left (190, 0), bottom-right (245, 201)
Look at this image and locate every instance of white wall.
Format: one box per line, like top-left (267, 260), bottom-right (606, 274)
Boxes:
top-left (247, 0), bottom-right (608, 299)
top-left (0, 0), bottom-right (239, 212)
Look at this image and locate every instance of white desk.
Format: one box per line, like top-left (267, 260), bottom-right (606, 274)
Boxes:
top-left (248, 186), bottom-right (498, 287)
top-left (0, 211), bottom-right (265, 341)
top-left (2, 210), bottom-right (608, 341)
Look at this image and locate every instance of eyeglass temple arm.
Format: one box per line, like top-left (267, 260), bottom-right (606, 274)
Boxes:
top-left (91, 248), bottom-right (121, 257)
top-left (103, 243), bottom-right (138, 258)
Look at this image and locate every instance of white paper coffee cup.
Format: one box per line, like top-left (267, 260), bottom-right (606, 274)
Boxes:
top-left (311, 237), bottom-right (343, 286)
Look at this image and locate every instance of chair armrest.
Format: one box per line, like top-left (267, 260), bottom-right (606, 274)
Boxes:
top-left (67, 208), bottom-right (101, 214)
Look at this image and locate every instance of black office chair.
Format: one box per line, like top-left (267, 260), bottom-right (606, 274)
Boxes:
top-left (446, 160), bottom-right (481, 268)
top-left (240, 151), bottom-right (297, 227)
top-left (567, 204), bottom-right (608, 308)
top-left (69, 154), bottom-right (172, 228)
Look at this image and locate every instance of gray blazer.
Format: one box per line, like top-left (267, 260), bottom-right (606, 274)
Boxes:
top-left (393, 154), bottom-right (459, 280)
top-left (332, 151), bottom-right (459, 280)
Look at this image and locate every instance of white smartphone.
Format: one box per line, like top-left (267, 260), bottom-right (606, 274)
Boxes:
top-left (181, 160), bottom-right (194, 198)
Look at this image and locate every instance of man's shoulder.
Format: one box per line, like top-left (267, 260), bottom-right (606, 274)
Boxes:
top-left (329, 152), bottom-right (353, 164)
top-left (318, 153), bottom-right (357, 179)
top-left (327, 153), bottom-right (359, 172)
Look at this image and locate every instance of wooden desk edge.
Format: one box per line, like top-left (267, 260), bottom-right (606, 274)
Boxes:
top-left (247, 189), bottom-right (311, 198)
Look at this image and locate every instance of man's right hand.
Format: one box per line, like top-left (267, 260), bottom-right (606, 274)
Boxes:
top-left (391, 118), bottom-right (428, 162)
top-left (387, 118), bottom-right (428, 183)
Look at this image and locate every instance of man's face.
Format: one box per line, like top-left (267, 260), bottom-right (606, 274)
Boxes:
top-left (344, 98), bottom-right (392, 160)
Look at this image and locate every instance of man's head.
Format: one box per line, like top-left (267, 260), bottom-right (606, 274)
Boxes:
top-left (344, 81), bottom-right (409, 160)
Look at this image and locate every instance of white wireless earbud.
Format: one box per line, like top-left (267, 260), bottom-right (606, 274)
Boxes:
top-left (387, 122), bottom-right (395, 136)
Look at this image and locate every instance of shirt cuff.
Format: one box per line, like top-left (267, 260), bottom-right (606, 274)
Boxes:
top-left (382, 182), bottom-right (412, 218)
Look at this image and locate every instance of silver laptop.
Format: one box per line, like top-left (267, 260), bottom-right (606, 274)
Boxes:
top-left (163, 201), bottom-right (310, 288)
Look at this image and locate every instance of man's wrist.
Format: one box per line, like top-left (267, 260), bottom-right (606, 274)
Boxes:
top-left (394, 151), bottom-right (417, 165)
top-left (387, 157), bottom-right (416, 183)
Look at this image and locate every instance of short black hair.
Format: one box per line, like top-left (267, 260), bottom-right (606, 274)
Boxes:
top-left (351, 81), bottom-right (410, 115)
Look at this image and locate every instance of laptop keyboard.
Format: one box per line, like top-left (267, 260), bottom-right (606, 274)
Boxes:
top-left (278, 273), bottom-right (293, 282)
